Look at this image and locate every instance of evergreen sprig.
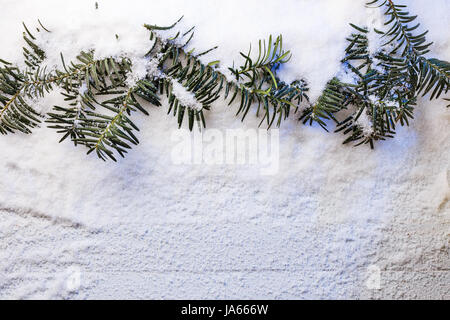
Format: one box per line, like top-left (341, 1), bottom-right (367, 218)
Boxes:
top-left (1, 0), bottom-right (449, 161)
top-left (229, 34), bottom-right (291, 88)
top-left (143, 21), bottom-right (223, 130)
top-left (225, 35), bottom-right (308, 128)
top-left (47, 52), bottom-right (161, 160)
top-left (367, 0), bottom-right (432, 57)
top-left (303, 0), bottom-right (449, 148)
top-left (0, 24), bottom-right (52, 135)
top-left (0, 61), bottom-right (41, 134)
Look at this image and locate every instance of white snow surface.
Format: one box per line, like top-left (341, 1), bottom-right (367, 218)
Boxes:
top-left (0, 0), bottom-right (449, 299)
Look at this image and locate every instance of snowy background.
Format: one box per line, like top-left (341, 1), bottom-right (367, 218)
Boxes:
top-left (0, 0), bottom-right (449, 299)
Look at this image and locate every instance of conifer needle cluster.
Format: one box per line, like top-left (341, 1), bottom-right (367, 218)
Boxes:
top-left (0, 0), bottom-right (448, 161)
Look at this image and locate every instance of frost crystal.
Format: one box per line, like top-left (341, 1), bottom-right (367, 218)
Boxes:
top-left (125, 56), bottom-right (149, 88)
top-left (171, 80), bottom-right (203, 111)
top-left (147, 54), bottom-right (164, 79)
top-left (356, 110), bottom-right (374, 136)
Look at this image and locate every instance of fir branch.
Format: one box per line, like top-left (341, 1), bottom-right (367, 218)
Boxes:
top-left (1, 7), bottom-right (448, 160)
top-left (229, 35), bottom-right (291, 88)
top-left (367, 0), bottom-right (433, 57)
top-left (299, 78), bottom-right (345, 131)
top-left (145, 20), bottom-right (221, 130)
top-left (46, 54), bottom-right (152, 161)
top-left (416, 57), bottom-right (450, 100)
top-left (310, 0), bottom-right (450, 149)
top-left (84, 88), bottom-right (141, 161)
top-left (0, 23), bottom-right (50, 134)
top-left (225, 35), bottom-right (307, 128)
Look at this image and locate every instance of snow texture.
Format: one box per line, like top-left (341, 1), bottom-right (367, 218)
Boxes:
top-left (0, 0), bottom-right (449, 299)
top-left (171, 81), bottom-right (203, 111)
